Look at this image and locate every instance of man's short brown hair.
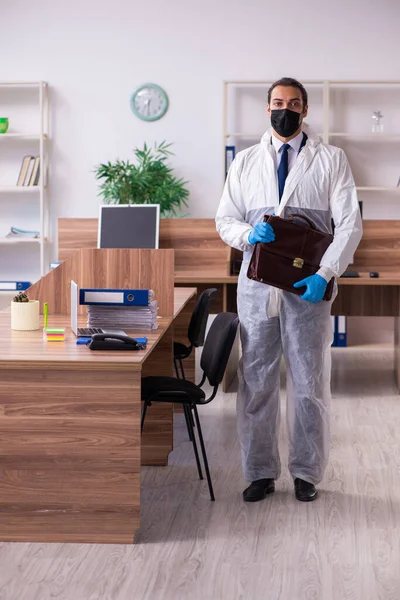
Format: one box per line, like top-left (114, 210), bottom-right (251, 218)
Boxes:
top-left (267, 77), bottom-right (308, 108)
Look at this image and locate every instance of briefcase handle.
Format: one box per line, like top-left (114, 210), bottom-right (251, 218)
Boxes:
top-left (264, 213), bottom-right (318, 231)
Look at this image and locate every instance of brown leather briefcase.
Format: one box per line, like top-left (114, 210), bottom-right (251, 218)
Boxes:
top-left (247, 213), bottom-right (335, 301)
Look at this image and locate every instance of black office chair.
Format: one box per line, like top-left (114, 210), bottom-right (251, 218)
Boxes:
top-left (173, 288), bottom-right (217, 380)
top-left (141, 311), bottom-right (239, 501)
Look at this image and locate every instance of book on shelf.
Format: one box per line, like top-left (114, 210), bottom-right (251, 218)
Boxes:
top-left (28, 157), bottom-right (40, 186)
top-left (24, 157), bottom-right (35, 186)
top-left (16, 156), bottom-right (40, 186)
top-left (17, 156), bottom-right (34, 186)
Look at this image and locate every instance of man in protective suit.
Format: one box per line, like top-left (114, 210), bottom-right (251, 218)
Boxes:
top-left (216, 77), bottom-right (362, 502)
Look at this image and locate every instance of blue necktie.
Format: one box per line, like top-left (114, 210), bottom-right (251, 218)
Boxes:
top-left (278, 143), bottom-right (290, 201)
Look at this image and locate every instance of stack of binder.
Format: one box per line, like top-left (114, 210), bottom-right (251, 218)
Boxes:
top-left (83, 288), bottom-right (158, 330)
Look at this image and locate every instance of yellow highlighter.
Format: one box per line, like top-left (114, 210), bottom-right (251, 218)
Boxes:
top-left (43, 302), bottom-right (48, 329)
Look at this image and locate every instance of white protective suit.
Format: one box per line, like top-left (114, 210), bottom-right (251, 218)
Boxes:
top-left (216, 126), bottom-right (362, 485)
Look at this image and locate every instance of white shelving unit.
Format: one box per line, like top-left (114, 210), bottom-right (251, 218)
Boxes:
top-left (223, 80), bottom-right (400, 204)
top-left (0, 81), bottom-right (50, 278)
top-left (0, 186), bottom-right (41, 193)
top-left (0, 237), bottom-right (44, 244)
top-left (0, 133), bottom-right (47, 140)
top-left (327, 133), bottom-right (400, 138)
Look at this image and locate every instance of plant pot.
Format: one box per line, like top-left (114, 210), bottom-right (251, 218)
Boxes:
top-left (11, 300), bottom-right (40, 330)
top-left (0, 118), bottom-right (9, 134)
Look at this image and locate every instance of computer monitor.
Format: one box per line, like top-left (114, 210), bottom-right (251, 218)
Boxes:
top-left (98, 205), bottom-right (160, 249)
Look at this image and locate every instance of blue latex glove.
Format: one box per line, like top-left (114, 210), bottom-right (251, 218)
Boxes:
top-left (293, 274), bottom-right (328, 303)
top-left (248, 222), bottom-right (275, 245)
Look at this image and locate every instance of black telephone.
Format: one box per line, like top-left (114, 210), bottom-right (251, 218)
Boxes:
top-left (86, 333), bottom-right (144, 351)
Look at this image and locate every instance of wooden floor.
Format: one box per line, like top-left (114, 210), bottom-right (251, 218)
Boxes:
top-left (0, 346), bottom-right (400, 599)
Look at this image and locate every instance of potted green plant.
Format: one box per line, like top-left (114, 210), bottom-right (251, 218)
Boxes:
top-left (94, 141), bottom-right (189, 217)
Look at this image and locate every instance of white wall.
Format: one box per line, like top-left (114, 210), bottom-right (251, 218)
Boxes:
top-left (1, 0), bottom-right (400, 280)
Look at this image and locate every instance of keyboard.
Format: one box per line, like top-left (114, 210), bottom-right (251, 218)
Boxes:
top-left (77, 327), bottom-right (103, 336)
top-left (341, 270), bottom-right (360, 278)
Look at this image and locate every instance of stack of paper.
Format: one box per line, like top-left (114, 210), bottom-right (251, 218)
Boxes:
top-left (87, 301), bottom-right (158, 330)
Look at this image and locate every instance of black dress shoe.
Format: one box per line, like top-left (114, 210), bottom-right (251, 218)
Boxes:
top-left (294, 478), bottom-right (318, 502)
top-left (243, 478), bottom-right (275, 502)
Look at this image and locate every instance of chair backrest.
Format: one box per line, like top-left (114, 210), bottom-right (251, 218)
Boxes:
top-left (188, 288), bottom-right (218, 348)
top-left (200, 312), bottom-right (239, 387)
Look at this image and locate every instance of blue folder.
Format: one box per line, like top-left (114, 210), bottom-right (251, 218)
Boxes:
top-left (336, 316), bottom-right (347, 347)
top-left (331, 316), bottom-right (337, 347)
top-left (79, 288), bottom-right (149, 306)
top-left (0, 281), bottom-right (31, 291)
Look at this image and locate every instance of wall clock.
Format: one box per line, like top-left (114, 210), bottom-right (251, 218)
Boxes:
top-left (130, 83), bottom-right (169, 122)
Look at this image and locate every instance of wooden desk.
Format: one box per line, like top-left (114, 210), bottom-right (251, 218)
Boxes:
top-left (55, 219), bottom-right (400, 391)
top-left (175, 273), bottom-right (238, 313)
top-left (331, 273), bottom-right (400, 392)
top-left (0, 287), bottom-right (196, 544)
top-left (55, 220), bottom-right (237, 388)
top-left (181, 273), bottom-right (400, 392)
top-left (57, 218), bottom-right (232, 312)
top-left (334, 273), bottom-right (400, 317)
top-left (175, 273), bottom-right (400, 393)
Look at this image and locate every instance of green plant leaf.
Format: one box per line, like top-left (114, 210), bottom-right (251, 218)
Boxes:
top-left (94, 141), bottom-right (190, 217)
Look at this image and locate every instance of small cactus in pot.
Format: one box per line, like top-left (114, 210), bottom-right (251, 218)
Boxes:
top-left (11, 291), bottom-right (40, 330)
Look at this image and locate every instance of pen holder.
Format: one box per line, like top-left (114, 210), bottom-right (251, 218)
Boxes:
top-left (11, 299), bottom-right (40, 330)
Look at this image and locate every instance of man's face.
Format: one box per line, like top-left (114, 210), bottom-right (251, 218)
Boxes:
top-left (267, 85), bottom-right (308, 120)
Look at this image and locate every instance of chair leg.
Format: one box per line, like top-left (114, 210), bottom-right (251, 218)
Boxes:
top-left (193, 405), bottom-right (215, 501)
top-left (179, 358), bottom-right (186, 380)
top-left (141, 401), bottom-right (148, 433)
top-left (174, 357), bottom-right (180, 379)
top-left (184, 403), bottom-right (203, 481)
top-left (175, 357), bottom-right (195, 440)
top-left (178, 359), bottom-right (196, 429)
top-left (178, 359), bottom-right (195, 431)
top-left (183, 403), bottom-right (194, 442)
top-left (189, 405), bottom-right (195, 429)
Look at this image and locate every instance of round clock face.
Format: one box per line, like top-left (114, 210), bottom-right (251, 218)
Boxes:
top-left (130, 84), bottom-right (169, 122)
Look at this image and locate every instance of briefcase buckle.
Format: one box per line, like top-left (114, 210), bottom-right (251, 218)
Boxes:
top-left (293, 257), bottom-right (304, 269)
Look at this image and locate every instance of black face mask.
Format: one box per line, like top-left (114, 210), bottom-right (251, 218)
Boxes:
top-left (270, 108), bottom-right (302, 138)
